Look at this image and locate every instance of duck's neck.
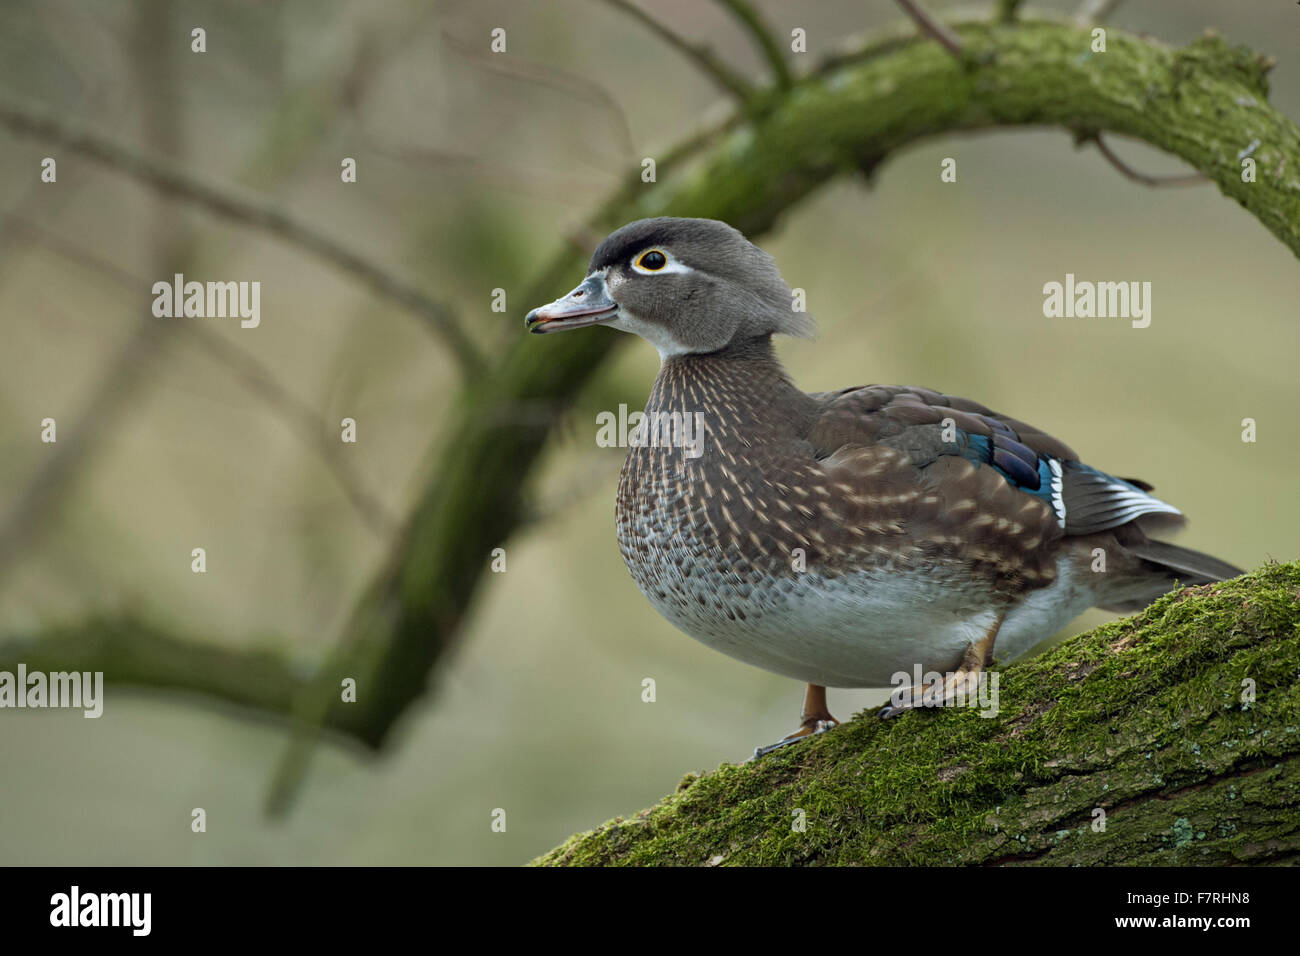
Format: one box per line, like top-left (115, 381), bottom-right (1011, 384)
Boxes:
top-left (647, 335), bottom-right (818, 441)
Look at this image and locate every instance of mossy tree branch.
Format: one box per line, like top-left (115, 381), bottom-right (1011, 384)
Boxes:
top-left (4, 19), bottom-right (1298, 804)
top-left (0, 616), bottom-right (313, 730)
top-left (536, 563), bottom-right (1300, 866)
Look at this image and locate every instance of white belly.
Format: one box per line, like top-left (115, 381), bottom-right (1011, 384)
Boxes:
top-left (642, 557), bottom-right (1093, 688)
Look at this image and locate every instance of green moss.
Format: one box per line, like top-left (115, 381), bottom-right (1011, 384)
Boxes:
top-left (534, 562), bottom-right (1300, 866)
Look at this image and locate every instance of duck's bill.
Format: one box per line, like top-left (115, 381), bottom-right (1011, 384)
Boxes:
top-left (525, 274), bottom-right (619, 333)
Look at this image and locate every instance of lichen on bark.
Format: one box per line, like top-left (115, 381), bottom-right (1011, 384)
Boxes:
top-left (535, 562), bottom-right (1300, 866)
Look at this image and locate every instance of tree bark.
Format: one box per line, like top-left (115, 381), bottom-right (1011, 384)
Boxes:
top-left (536, 562), bottom-right (1300, 866)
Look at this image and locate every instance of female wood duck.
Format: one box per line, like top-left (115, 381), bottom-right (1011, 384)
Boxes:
top-left (525, 217), bottom-right (1241, 754)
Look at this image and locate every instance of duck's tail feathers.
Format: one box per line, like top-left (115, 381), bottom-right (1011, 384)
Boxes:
top-left (1097, 539), bottom-right (1244, 613)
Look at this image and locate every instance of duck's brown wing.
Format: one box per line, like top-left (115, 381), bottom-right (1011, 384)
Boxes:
top-left (806, 383), bottom-right (1187, 534)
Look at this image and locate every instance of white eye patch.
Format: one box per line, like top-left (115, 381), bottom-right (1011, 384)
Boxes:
top-left (630, 248), bottom-right (694, 276)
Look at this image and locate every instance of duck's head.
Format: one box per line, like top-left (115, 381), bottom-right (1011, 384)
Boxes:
top-left (525, 217), bottom-right (814, 358)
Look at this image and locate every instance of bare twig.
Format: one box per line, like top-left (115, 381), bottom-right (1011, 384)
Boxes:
top-left (0, 9), bottom-right (421, 589)
top-left (807, 20), bottom-right (931, 78)
top-left (439, 31), bottom-right (638, 163)
top-left (364, 141), bottom-right (621, 197)
top-left (182, 329), bottom-right (399, 537)
top-left (1075, 0), bottom-right (1125, 25)
top-left (599, 0), bottom-right (755, 102)
top-left (1088, 133), bottom-right (1209, 187)
top-left (0, 91), bottom-right (485, 376)
top-left (3, 214), bottom-right (398, 539)
top-left (0, 1), bottom-right (186, 591)
top-left (894, 0), bottom-right (965, 58)
top-left (714, 0), bottom-right (793, 89)
top-left (0, 318), bottom-right (163, 588)
top-left (520, 455), bottom-right (624, 529)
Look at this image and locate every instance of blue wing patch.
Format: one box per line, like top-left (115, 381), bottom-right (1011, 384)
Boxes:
top-left (958, 429), bottom-right (1180, 533)
top-left (958, 431), bottom-right (1066, 526)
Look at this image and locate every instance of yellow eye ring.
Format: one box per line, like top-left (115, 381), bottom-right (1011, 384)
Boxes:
top-left (635, 249), bottom-right (668, 271)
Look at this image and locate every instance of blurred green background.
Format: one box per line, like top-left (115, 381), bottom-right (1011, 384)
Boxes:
top-left (0, 0), bottom-right (1297, 865)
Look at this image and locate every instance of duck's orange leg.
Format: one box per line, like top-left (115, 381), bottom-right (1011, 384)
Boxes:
top-left (752, 683), bottom-right (839, 759)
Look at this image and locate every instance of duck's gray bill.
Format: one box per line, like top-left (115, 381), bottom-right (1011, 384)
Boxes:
top-left (525, 274), bottom-right (618, 333)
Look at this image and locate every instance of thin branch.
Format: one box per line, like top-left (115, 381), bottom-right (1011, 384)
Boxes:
top-left (184, 329), bottom-right (399, 536)
top-left (1088, 133), bottom-right (1209, 187)
top-left (1075, 0), bottom-right (1125, 25)
top-left (894, 0), bottom-right (965, 58)
top-left (599, 0), bottom-right (755, 102)
top-left (0, 17), bottom-right (418, 588)
top-left (714, 0), bottom-right (793, 89)
top-left (0, 317), bottom-right (164, 589)
top-left (808, 20), bottom-right (933, 77)
top-left (364, 140), bottom-right (621, 197)
top-left (520, 455), bottom-right (624, 529)
top-left (2, 214), bottom-right (398, 539)
top-left (0, 4), bottom-right (185, 593)
top-left (439, 31), bottom-right (638, 164)
top-left (0, 91), bottom-right (485, 377)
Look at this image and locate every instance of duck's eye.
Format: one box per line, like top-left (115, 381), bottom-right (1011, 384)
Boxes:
top-left (636, 250), bottom-right (667, 271)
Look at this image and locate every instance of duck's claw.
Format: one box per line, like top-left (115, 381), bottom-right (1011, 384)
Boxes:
top-left (751, 717), bottom-right (838, 760)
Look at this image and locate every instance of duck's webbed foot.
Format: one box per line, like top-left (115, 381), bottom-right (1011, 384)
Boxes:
top-left (752, 684), bottom-right (839, 759)
top-left (878, 615), bottom-right (1003, 719)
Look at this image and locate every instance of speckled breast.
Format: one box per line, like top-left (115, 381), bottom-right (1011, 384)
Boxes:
top-left (615, 439), bottom-right (800, 650)
top-left (612, 426), bottom-right (944, 686)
